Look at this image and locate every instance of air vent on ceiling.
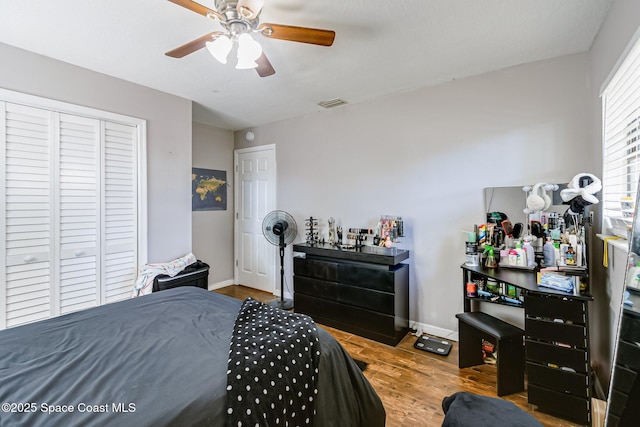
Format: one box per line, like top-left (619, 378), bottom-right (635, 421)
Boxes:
top-left (318, 98), bottom-right (348, 109)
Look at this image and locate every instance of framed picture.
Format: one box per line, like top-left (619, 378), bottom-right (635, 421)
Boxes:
top-left (192, 168), bottom-right (227, 211)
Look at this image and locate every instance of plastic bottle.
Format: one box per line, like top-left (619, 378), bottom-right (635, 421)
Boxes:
top-left (566, 244), bottom-right (576, 265)
top-left (483, 244), bottom-right (498, 268)
top-left (508, 249), bottom-right (519, 266)
top-left (465, 241), bottom-right (479, 266)
top-left (523, 238), bottom-right (535, 267)
top-left (514, 242), bottom-right (527, 267)
top-left (543, 237), bottom-right (556, 266)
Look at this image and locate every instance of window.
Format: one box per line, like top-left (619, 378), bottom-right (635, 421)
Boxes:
top-left (602, 31), bottom-right (640, 230)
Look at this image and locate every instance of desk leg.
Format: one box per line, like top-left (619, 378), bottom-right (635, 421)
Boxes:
top-left (463, 269), bottom-right (471, 312)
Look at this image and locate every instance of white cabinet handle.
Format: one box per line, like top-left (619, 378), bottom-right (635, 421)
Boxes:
top-left (75, 250), bottom-right (85, 257)
top-left (24, 255), bottom-right (35, 263)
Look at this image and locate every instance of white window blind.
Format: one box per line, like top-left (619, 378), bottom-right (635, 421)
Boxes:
top-left (602, 33), bottom-right (640, 227)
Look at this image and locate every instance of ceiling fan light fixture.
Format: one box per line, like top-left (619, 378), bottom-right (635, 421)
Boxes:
top-left (237, 0), bottom-right (265, 19)
top-left (206, 35), bottom-right (233, 64)
top-left (236, 33), bottom-right (262, 69)
top-left (235, 57), bottom-right (259, 69)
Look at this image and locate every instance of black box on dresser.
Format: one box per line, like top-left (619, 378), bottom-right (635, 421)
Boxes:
top-left (292, 243), bottom-right (409, 346)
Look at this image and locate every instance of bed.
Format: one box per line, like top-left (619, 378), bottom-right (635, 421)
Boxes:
top-left (0, 287), bottom-right (385, 426)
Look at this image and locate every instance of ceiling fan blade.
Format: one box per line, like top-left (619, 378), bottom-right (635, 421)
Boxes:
top-left (168, 0), bottom-right (223, 20)
top-left (255, 52), bottom-right (275, 77)
top-left (237, 0), bottom-right (265, 19)
top-left (259, 23), bottom-right (335, 46)
top-left (165, 32), bottom-right (223, 58)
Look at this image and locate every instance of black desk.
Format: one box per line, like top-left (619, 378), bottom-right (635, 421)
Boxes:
top-left (462, 264), bottom-right (590, 311)
top-left (461, 264), bottom-right (593, 425)
top-left (293, 243), bottom-right (409, 346)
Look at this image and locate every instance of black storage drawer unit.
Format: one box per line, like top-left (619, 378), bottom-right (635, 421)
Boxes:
top-left (524, 318), bottom-right (587, 348)
top-left (293, 256), bottom-right (400, 293)
top-left (528, 384), bottom-right (591, 425)
top-left (526, 362), bottom-right (589, 398)
top-left (293, 243), bottom-right (409, 346)
top-left (153, 260), bottom-right (210, 292)
top-left (607, 302), bottom-right (640, 426)
top-left (525, 292), bottom-right (587, 324)
top-left (294, 276), bottom-right (396, 315)
top-left (525, 339), bottom-right (588, 373)
top-left (524, 290), bottom-right (591, 425)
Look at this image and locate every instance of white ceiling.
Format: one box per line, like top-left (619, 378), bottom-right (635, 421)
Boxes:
top-left (0, 0), bottom-right (611, 131)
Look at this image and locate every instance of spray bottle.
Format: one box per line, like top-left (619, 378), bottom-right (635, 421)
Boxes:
top-left (484, 244), bottom-right (498, 268)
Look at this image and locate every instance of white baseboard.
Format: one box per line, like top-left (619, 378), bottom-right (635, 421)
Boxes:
top-left (410, 320), bottom-right (458, 342)
top-left (208, 279), bottom-right (234, 291)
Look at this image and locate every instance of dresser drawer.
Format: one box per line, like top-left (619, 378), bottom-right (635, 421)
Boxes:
top-left (294, 276), bottom-right (395, 315)
top-left (528, 383), bottom-right (590, 424)
top-left (525, 339), bottom-right (588, 373)
top-left (294, 256), bottom-right (406, 293)
top-left (294, 293), bottom-right (405, 345)
top-left (525, 318), bottom-right (587, 347)
top-left (525, 292), bottom-right (586, 324)
top-left (294, 256), bottom-right (339, 281)
top-left (620, 310), bottom-right (640, 343)
top-left (526, 362), bottom-right (589, 398)
top-left (295, 294), bottom-right (397, 336)
top-left (616, 340), bottom-right (640, 371)
top-left (611, 364), bottom-right (638, 394)
top-left (608, 389), bottom-right (629, 418)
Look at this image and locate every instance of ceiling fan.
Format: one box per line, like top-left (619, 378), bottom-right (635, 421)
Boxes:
top-left (165, 0), bottom-right (336, 77)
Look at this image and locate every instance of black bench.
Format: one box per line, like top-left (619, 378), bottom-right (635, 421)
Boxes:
top-left (456, 312), bottom-right (525, 396)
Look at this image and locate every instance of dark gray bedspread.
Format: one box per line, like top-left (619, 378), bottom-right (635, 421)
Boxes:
top-left (0, 287), bottom-right (385, 426)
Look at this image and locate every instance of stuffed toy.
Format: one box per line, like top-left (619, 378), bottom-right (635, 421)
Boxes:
top-left (560, 173), bottom-right (602, 215)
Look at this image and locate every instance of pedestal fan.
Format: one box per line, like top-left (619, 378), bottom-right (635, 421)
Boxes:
top-left (262, 210), bottom-right (298, 309)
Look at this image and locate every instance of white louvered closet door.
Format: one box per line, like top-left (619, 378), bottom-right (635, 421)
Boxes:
top-left (57, 113), bottom-right (100, 315)
top-left (1, 98), bottom-right (141, 329)
top-left (102, 121), bottom-right (138, 303)
top-left (0, 102), bottom-right (55, 328)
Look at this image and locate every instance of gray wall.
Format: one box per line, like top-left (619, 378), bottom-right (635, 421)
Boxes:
top-left (192, 122), bottom-right (235, 287)
top-left (0, 42), bottom-right (193, 263)
top-left (236, 53), bottom-right (591, 338)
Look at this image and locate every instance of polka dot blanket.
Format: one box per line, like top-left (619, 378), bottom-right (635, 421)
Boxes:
top-left (225, 298), bottom-right (321, 427)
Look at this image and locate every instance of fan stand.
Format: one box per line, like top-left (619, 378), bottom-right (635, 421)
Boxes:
top-left (267, 234), bottom-right (294, 310)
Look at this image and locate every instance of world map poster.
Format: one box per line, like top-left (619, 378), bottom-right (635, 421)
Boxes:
top-left (192, 168), bottom-right (227, 211)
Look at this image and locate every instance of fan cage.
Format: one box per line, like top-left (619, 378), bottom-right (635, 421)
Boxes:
top-left (262, 210), bottom-right (297, 246)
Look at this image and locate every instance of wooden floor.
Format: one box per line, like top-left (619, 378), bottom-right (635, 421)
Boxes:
top-left (214, 285), bottom-right (602, 427)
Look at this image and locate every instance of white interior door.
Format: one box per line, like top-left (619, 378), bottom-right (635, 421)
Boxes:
top-left (234, 145), bottom-right (276, 293)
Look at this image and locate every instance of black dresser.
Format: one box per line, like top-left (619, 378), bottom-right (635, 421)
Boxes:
top-left (292, 243), bottom-right (409, 346)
